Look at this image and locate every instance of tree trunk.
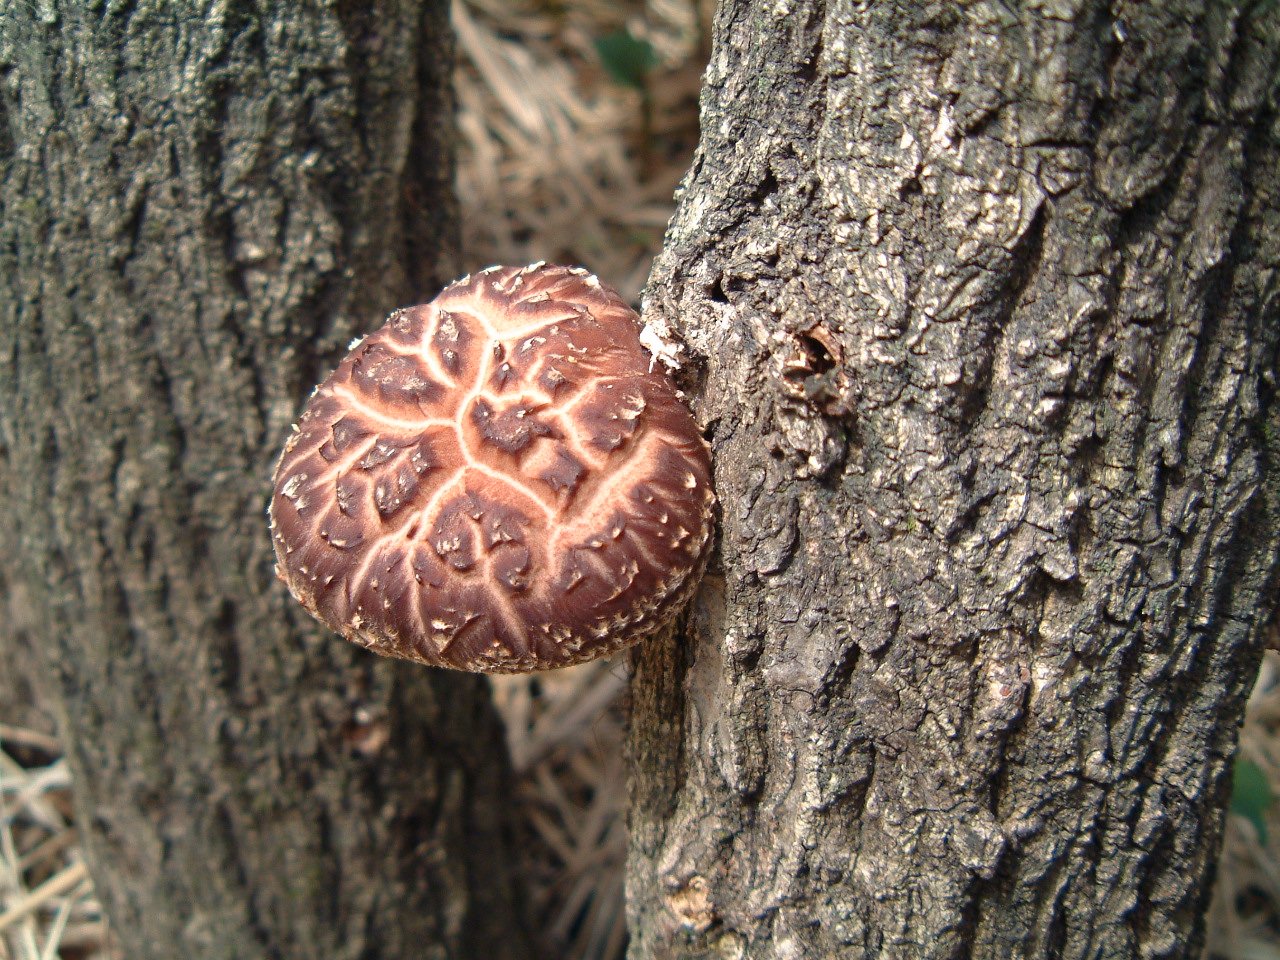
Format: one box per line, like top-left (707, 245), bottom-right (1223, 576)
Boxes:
top-left (0, 3), bottom-right (535, 959)
top-left (628, 2), bottom-right (1280, 958)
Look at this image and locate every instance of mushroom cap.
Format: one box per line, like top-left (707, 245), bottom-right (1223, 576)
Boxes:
top-left (269, 264), bottom-right (714, 673)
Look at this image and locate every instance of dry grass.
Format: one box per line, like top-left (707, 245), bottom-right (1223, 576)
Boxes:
top-left (2, 2), bottom-right (1277, 959)
top-left (0, 726), bottom-right (117, 960)
top-left (490, 660), bottom-right (631, 960)
top-left (453, 0), bottom-right (709, 301)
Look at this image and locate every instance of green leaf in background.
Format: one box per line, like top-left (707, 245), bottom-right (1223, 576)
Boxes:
top-left (595, 29), bottom-right (658, 91)
top-left (1231, 756), bottom-right (1273, 845)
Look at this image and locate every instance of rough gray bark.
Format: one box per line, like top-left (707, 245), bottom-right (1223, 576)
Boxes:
top-left (0, 4), bottom-right (535, 959)
top-left (629, 2), bottom-right (1280, 958)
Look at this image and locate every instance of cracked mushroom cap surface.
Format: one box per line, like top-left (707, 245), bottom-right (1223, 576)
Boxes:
top-left (269, 264), bottom-right (715, 673)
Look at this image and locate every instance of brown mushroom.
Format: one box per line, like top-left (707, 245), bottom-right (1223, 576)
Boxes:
top-left (269, 264), bottom-right (714, 673)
